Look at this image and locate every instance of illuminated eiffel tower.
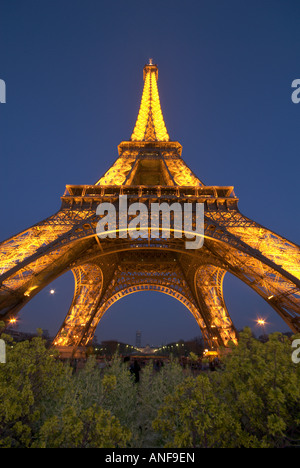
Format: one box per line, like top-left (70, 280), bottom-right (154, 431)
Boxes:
top-left (0, 60), bottom-right (299, 357)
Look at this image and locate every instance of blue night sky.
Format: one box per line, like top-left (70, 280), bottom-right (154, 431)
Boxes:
top-left (0, 1), bottom-right (299, 346)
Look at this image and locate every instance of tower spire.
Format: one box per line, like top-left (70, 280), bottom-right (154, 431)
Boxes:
top-left (131, 60), bottom-right (169, 142)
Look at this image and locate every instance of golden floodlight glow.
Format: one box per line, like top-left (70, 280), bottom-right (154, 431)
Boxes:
top-left (1, 61), bottom-right (299, 354)
top-left (131, 62), bottom-right (169, 142)
top-left (24, 285), bottom-right (39, 297)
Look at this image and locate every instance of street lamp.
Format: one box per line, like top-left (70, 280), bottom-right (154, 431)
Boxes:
top-left (256, 317), bottom-right (268, 337)
top-left (257, 318), bottom-right (266, 326)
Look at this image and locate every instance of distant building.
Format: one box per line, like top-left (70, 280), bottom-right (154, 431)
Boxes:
top-left (3, 328), bottom-right (52, 345)
top-left (158, 336), bottom-right (205, 357)
top-left (99, 340), bottom-right (134, 356)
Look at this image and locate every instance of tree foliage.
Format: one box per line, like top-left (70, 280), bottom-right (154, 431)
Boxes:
top-left (0, 336), bottom-right (130, 448)
top-left (0, 327), bottom-right (299, 448)
top-left (153, 328), bottom-right (300, 448)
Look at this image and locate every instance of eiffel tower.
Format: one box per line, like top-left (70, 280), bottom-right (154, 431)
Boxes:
top-left (0, 60), bottom-right (299, 357)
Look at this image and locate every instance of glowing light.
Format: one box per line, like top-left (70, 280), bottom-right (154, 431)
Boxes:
top-left (24, 285), bottom-right (38, 297)
top-left (257, 318), bottom-right (266, 326)
top-left (131, 64), bottom-right (169, 142)
top-left (9, 318), bottom-right (17, 325)
top-left (50, 289), bottom-right (55, 295)
top-left (96, 153), bottom-right (137, 185)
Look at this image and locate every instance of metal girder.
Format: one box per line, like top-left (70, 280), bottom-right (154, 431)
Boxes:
top-left (53, 264), bottom-right (103, 347)
top-left (0, 62), bottom-right (299, 354)
top-left (195, 265), bottom-right (238, 348)
top-left (0, 196), bottom-right (299, 348)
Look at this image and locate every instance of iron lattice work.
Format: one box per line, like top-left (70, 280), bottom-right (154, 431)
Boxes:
top-left (0, 61), bottom-right (299, 354)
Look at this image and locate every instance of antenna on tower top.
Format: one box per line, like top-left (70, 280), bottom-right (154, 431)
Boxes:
top-left (149, 58), bottom-right (153, 65)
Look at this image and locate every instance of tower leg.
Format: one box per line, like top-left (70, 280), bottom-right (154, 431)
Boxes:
top-left (195, 265), bottom-right (238, 348)
top-left (53, 264), bottom-right (103, 351)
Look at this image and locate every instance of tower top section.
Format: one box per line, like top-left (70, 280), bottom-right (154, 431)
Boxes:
top-left (131, 60), bottom-right (170, 142)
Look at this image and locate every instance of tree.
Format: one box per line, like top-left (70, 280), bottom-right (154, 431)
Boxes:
top-left (0, 334), bottom-right (130, 448)
top-left (36, 404), bottom-right (130, 448)
top-left (135, 357), bottom-right (188, 447)
top-left (153, 328), bottom-right (300, 448)
top-left (153, 373), bottom-right (241, 448)
top-left (216, 328), bottom-right (300, 447)
top-left (2, 327), bottom-right (299, 448)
